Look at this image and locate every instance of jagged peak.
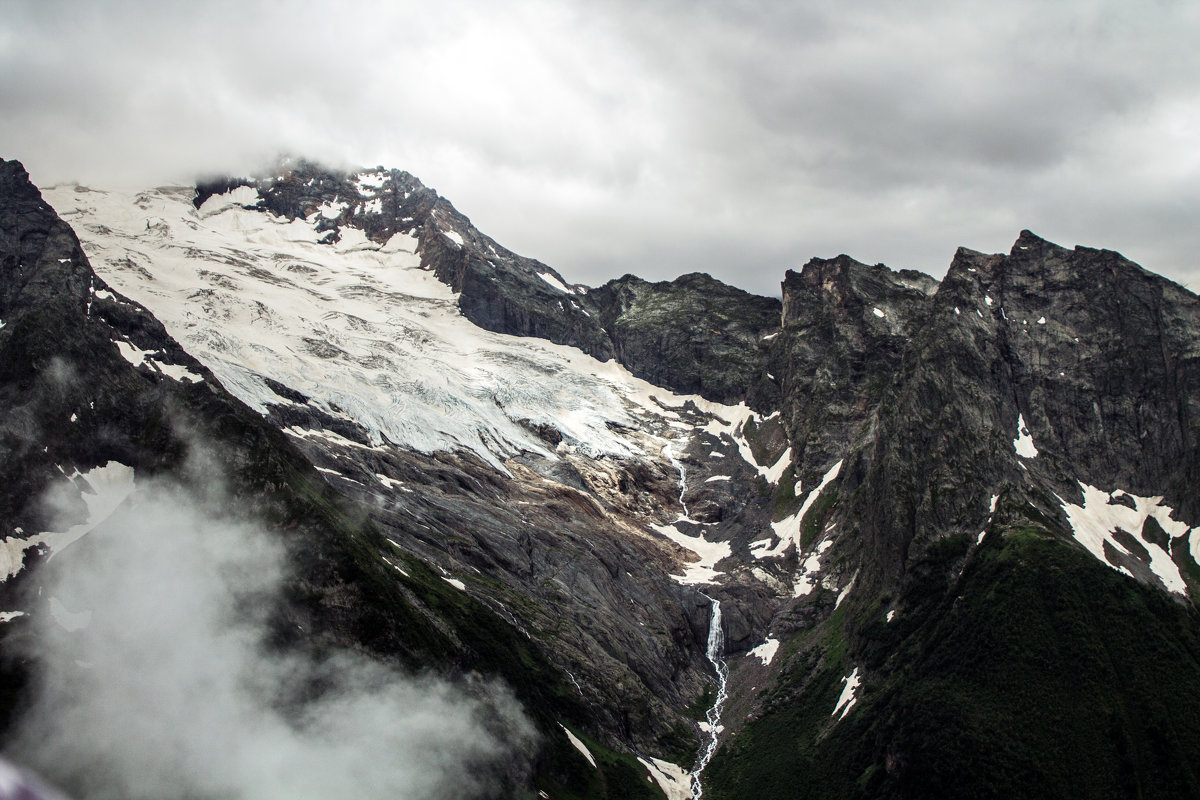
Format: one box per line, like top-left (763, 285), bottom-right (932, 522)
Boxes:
top-left (784, 253), bottom-right (936, 309)
top-left (1009, 229), bottom-right (1071, 259)
top-left (0, 157), bottom-right (47, 206)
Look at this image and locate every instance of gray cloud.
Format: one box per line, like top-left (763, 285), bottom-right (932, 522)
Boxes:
top-left (2, 0), bottom-right (1198, 296)
top-left (5, 467), bottom-right (532, 800)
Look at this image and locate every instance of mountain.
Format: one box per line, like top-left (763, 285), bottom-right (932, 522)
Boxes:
top-left (2, 156), bottom-right (1200, 800)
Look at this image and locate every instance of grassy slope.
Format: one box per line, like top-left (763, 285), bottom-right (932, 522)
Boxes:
top-left (707, 525), bottom-right (1200, 800)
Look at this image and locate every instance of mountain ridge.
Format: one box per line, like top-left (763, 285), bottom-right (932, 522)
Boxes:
top-left (4, 155), bottom-right (1200, 799)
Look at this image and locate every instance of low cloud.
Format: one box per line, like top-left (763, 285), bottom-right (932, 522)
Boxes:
top-left (5, 471), bottom-right (532, 800)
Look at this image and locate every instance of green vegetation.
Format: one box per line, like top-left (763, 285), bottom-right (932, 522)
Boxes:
top-left (773, 466), bottom-right (801, 518)
top-left (707, 523), bottom-right (1200, 799)
top-left (537, 725), bottom-right (667, 800)
top-left (799, 489), bottom-right (838, 550)
top-left (685, 684), bottom-right (716, 721)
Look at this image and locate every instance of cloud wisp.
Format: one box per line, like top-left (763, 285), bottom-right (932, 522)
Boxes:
top-left (5, 472), bottom-right (532, 800)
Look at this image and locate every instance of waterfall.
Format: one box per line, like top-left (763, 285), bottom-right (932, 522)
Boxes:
top-left (663, 442), bottom-right (690, 519)
top-left (692, 593), bottom-right (729, 799)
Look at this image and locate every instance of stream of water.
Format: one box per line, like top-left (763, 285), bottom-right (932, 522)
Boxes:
top-left (663, 441), bottom-right (690, 519)
top-left (692, 593), bottom-right (729, 799)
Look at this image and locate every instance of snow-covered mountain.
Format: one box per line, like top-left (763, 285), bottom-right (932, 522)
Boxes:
top-left (4, 156), bottom-right (1200, 800)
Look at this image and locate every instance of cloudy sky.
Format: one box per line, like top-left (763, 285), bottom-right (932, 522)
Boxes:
top-left (2, 0), bottom-right (1197, 296)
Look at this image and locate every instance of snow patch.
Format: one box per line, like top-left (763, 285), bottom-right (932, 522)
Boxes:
top-left (872, 307), bottom-right (885, 318)
top-left (197, 186), bottom-right (261, 218)
top-left (354, 171), bottom-right (388, 192)
top-left (379, 231), bottom-right (420, 259)
top-left (0, 611), bottom-right (25, 623)
top-left (704, 475), bottom-right (731, 483)
top-left (375, 474), bottom-right (410, 493)
top-left (653, 522), bottom-right (730, 585)
top-left (50, 595), bottom-right (92, 632)
top-left (760, 447), bottom-right (792, 485)
top-left (832, 668), bottom-right (861, 720)
top-left (537, 272), bottom-right (576, 294)
top-left (442, 577), bottom-right (466, 591)
top-left (1058, 482), bottom-right (1192, 595)
top-left (559, 723), bottom-right (596, 769)
top-left (637, 756), bottom-right (692, 800)
top-left (793, 540), bottom-right (834, 596)
top-left (332, 227), bottom-right (379, 253)
top-left (748, 637), bottom-right (780, 666)
top-left (442, 229), bottom-right (464, 247)
top-left (1013, 413), bottom-right (1038, 458)
top-left (1, 462), bottom-right (136, 581)
top-left (318, 200), bottom-right (347, 220)
top-left (763, 460), bottom-right (844, 561)
top-left (834, 576), bottom-right (856, 609)
top-left (115, 340), bottom-right (203, 383)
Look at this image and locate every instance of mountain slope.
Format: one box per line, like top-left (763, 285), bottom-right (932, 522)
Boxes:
top-left (4, 153), bottom-right (1200, 800)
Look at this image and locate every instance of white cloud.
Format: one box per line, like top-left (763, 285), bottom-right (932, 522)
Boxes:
top-left (7, 472), bottom-right (531, 800)
top-left (2, 0), bottom-right (1199, 296)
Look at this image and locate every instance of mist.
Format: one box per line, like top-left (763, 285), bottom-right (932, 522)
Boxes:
top-left (4, 473), bottom-right (532, 800)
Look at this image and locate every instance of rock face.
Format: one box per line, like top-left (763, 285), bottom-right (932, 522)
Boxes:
top-left (706, 232), bottom-right (1200, 800)
top-left (585, 272), bottom-right (782, 405)
top-left (763, 255), bottom-right (937, 493)
top-left (844, 230), bottom-right (1200, 594)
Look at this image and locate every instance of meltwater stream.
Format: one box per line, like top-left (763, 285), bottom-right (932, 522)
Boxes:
top-left (663, 442), bottom-right (690, 519)
top-left (693, 593), bottom-right (728, 800)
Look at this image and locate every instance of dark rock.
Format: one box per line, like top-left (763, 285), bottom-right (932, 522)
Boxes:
top-left (585, 272), bottom-right (782, 405)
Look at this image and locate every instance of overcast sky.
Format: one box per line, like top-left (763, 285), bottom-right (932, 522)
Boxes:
top-left (2, 0), bottom-right (1197, 297)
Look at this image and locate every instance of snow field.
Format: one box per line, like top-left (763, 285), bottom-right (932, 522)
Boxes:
top-left (47, 185), bottom-right (751, 477)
